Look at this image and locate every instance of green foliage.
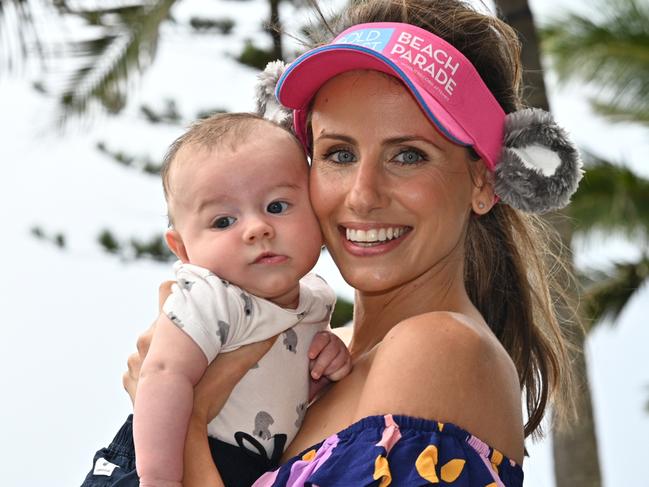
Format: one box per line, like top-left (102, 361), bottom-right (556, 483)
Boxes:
top-left (541, 0), bottom-right (649, 333)
top-left (581, 255), bottom-right (649, 328)
top-left (196, 108), bottom-right (229, 119)
top-left (30, 226), bottom-right (66, 248)
top-left (130, 234), bottom-right (174, 262)
top-left (30, 226), bottom-right (45, 239)
top-left (140, 99), bottom-right (182, 124)
top-left (569, 154), bottom-right (649, 241)
top-left (189, 17), bottom-right (235, 35)
top-left (569, 157), bottom-right (649, 330)
top-left (98, 229), bottom-right (121, 254)
top-left (56, 0), bottom-right (178, 123)
top-left (330, 297), bottom-right (354, 329)
top-left (97, 229), bottom-right (174, 262)
top-left (540, 0), bottom-right (649, 127)
top-left (54, 234), bottom-right (66, 248)
top-left (96, 142), bottom-right (161, 175)
top-left (0, 0), bottom-right (46, 75)
top-left (237, 40), bottom-right (277, 70)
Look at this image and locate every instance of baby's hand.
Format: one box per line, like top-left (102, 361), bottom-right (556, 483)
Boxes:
top-left (308, 330), bottom-right (352, 382)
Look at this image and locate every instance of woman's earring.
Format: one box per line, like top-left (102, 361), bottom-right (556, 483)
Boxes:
top-left (477, 202), bottom-right (485, 210)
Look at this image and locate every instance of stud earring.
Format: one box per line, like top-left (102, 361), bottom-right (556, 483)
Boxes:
top-left (477, 202), bottom-right (485, 210)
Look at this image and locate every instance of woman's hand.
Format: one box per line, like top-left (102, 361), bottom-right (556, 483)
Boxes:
top-left (192, 336), bottom-right (278, 423)
top-left (184, 336), bottom-right (277, 487)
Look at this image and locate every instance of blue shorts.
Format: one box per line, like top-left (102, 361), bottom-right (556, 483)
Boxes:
top-left (80, 415), bottom-right (278, 487)
top-left (80, 416), bottom-right (139, 487)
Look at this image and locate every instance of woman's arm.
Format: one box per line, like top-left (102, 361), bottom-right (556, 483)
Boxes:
top-left (183, 336), bottom-right (278, 487)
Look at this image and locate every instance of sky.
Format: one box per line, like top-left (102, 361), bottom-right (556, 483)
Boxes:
top-left (1, 0), bottom-right (647, 486)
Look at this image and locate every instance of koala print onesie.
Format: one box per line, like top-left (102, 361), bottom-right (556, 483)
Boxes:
top-left (162, 262), bottom-right (336, 463)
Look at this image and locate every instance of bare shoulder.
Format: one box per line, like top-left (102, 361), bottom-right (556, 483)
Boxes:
top-left (376, 311), bottom-right (517, 383)
top-left (354, 312), bottom-right (525, 463)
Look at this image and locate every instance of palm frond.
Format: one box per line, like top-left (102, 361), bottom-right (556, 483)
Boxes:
top-left (540, 0), bottom-right (649, 124)
top-left (0, 0), bottom-right (48, 74)
top-left (54, 0), bottom-right (176, 123)
top-left (568, 153), bottom-right (649, 240)
top-left (590, 98), bottom-right (649, 127)
top-left (580, 254), bottom-right (649, 329)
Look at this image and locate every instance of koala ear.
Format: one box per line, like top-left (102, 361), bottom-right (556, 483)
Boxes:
top-left (255, 60), bottom-right (294, 131)
top-left (495, 108), bottom-right (584, 214)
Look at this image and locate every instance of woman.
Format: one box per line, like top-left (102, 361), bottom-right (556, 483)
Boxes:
top-left (124, 1), bottom-right (582, 485)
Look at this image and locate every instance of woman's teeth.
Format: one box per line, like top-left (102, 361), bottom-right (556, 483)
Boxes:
top-left (345, 227), bottom-right (407, 244)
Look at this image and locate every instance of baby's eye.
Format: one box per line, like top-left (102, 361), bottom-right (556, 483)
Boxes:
top-left (326, 149), bottom-right (356, 164)
top-left (267, 201), bottom-right (289, 214)
top-left (394, 149), bottom-right (426, 165)
top-left (212, 216), bottom-right (236, 229)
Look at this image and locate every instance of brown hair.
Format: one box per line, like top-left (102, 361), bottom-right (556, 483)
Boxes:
top-left (305, 0), bottom-right (574, 439)
top-left (161, 112), bottom-right (300, 225)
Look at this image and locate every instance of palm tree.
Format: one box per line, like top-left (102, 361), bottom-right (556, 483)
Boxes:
top-left (499, 0), bottom-right (649, 485)
top-left (494, 1), bottom-right (605, 486)
top-left (541, 0), bottom-right (649, 328)
top-left (1, 0), bottom-right (177, 123)
top-left (540, 0), bottom-right (649, 485)
top-left (570, 157), bottom-right (649, 332)
top-left (0, 0), bottom-right (304, 124)
top-left (541, 0), bottom-right (649, 128)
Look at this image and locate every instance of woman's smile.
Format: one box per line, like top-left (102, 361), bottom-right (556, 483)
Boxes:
top-left (339, 224), bottom-right (413, 256)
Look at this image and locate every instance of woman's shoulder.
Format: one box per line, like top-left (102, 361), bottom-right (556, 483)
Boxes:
top-left (371, 311), bottom-right (510, 384)
top-left (385, 311), bottom-right (492, 351)
top-left (357, 311), bottom-right (525, 463)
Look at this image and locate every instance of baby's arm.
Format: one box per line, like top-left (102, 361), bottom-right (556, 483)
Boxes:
top-left (134, 314), bottom-right (208, 487)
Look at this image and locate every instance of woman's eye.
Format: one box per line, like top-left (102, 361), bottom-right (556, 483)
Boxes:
top-left (326, 149), bottom-right (356, 164)
top-left (267, 201), bottom-right (289, 214)
top-left (213, 216), bottom-right (236, 229)
top-left (394, 149), bottom-right (426, 165)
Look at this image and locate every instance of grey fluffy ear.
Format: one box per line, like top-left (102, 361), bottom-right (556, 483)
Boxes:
top-left (255, 60), bottom-right (293, 131)
top-left (495, 108), bottom-right (583, 214)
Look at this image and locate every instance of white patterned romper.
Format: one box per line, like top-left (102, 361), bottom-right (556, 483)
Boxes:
top-left (162, 262), bottom-right (336, 460)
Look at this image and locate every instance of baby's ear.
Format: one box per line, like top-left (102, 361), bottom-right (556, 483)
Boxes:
top-left (165, 229), bottom-right (189, 263)
top-left (255, 60), bottom-right (294, 131)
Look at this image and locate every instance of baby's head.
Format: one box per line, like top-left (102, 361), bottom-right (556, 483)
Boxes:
top-left (162, 113), bottom-right (322, 307)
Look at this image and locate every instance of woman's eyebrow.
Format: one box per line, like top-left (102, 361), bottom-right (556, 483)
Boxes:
top-left (384, 135), bottom-right (444, 150)
top-left (314, 133), bottom-right (356, 145)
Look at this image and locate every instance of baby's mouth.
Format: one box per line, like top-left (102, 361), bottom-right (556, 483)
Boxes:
top-left (253, 252), bottom-right (287, 264)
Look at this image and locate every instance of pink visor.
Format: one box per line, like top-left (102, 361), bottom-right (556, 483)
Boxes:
top-left (276, 22), bottom-right (506, 170)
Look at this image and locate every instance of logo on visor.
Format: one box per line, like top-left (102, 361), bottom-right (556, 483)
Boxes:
top-left (337, 28), bottom-right (394, 52)
top-left (390, 32), bottom-right (460, 99)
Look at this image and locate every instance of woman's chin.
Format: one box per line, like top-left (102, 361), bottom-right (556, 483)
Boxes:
top-left (339, 268), bottom-right (403, 294)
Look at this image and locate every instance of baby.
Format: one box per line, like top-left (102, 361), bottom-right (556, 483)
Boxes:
top-left (134, 113), bottom-right (352, 486)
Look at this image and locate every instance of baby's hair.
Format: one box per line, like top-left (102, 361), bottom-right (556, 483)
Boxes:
top-left (161, 112), bottom-right (301, 225)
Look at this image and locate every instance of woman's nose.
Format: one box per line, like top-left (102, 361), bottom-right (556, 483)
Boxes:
top-left (345, 160), bottom-right (388, 216)
top-left (243, 217), bottom-right (275, 243)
